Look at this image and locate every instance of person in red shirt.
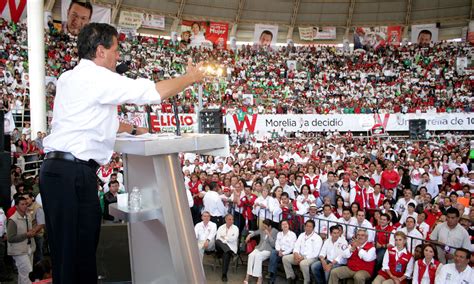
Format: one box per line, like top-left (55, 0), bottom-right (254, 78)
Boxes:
top-left (329, 228), bottom-right (376, 284)
top-left (239, 183), bottom-right (258, 231)
top-left (423, 203), bottom-right (443, 230)
top-left (380, 162), bottom-right (400, 191)
top-left (374, 231), bottom-right (414, 284)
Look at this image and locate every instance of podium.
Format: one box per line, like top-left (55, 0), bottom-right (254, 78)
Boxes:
top-left (110, 133), bottom-right (229, 283)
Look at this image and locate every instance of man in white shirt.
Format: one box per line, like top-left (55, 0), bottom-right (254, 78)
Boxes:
top-left (39, 23), bottom-right (205, 283)
top-left (316, 204), bottom-right (338, 239)
top-left (390, 217), bottom-right (423, 254)
top-left (418, 173), bottom-right (439, 198)
top-left (282, 220), bottom-right (323, 284)
top-left (215, 214), bottom-right (239, 282)
top-left (430, 207), bottom-right (472, 263)
top-left (194, 211), bottom-right (217, 261)
top-left (202, 182), bottom-right (226, 226)
top-left (435, 248), bottom-right (474, 283)
top-left (338, 208), bottom-right (356, 241)
top-left (311, 225), bottom-right (348, 284)
top-left (349, 210), bottom-right (375, 242)
top-left (268, 220), bottom-right (297, 283)
top-left (394, 189), bottom-right (417, 215)
top-left (102, 173), bottom-right (125, 193)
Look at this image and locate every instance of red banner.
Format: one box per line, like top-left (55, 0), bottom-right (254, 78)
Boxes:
top-left (181, 20), bottom-right (229, 49)
top-left (387, 26), bottom-right (402, 45)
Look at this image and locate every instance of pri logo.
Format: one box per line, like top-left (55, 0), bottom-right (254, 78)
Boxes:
top-left (372, 113), bottom-right (390, 130)
top-left (0, 0), bottom-right (27, 23)
top-left (232, 114), bottom-right (258, 133)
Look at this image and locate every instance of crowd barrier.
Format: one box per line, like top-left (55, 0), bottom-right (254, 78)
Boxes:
top-left (219, 202), bottom-right (453, 255)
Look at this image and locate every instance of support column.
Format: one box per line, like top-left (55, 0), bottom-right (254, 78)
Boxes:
top-left (27, 0), bottom-right (47, 135)
top-left (230, 23), bottom-right (238, 37)
top-left (171, 18), bottom-right (180, 33)
top-left (287, 26), bottom-right (294, 41)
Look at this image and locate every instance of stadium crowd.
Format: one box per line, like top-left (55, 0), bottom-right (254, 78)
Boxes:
top-left (1, 17), bottom-right (473, 123)
top-left (0, 15), bottom-right (473, 284)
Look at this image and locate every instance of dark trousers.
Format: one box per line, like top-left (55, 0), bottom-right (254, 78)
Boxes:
top-left (211, 216), bottom-right (224, 228)
top-left (33, 235), bottom-right (44, 264)
top-left (375, 247), bottom-right (386, 278)
top-left (39, 159), bottom-right (101, 284)
top-left (268, 249), bottom-right (282, 282)
top-left (215, 239), bottom-right (234, 276)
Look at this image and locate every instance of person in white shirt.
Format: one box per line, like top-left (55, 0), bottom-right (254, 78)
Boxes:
top-left (412, 243), bottom-right (442, 284)
top-left (399, 202), bottom-right (418, 225)
top-left (338, 208), bottom-right (356, 241)
top-left (435, 248), bottom-right (474, 283)
top-left (373, 231), bottom-right (414, 284)
top-left (316, 204), bottom-right (338, 239)
top-left (39, 23), bottom-right (206, 283)
top-left (311, 225), bottom-right (348, 284)
top-left (202, 182), bottom-right (226, 226)
top-left (194, 211), bottom-right (217, 261)
top-left (282, 220), bottom-right (323, 284)
top-left (394, 189), bottom-right (417, 215)
top-left (349, 210), bottom-right (375, 242)
top-left (215, 214), bottom-right (239, 282)
top-left (416, 212), bottom-right (430, 239)
top-left (296, 185), bottom-right (315, 215)
top-left (390, 217), bottom-right (423, 254)
top-left (268, 220), bottom-right (297, 283)
top-left (253, 186), bottom-right (272, 227)
top-left (418, 173), bottom-right (439, 199)
top-left (243, 219), bottom-right (278, 283)
top-left (430, 207), bottom-right (472, 264)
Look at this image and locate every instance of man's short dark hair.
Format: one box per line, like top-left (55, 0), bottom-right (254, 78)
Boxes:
top-left (77, 23), bottom-right (118, 60)
top-left (418, 29), bottom-right (432, 39)
top-left (108, 180), bottom-right (119, 187)
top-left (305, 219), bottom-right (315, 228)
top-left (68, 0), bottom-right (93, 17)
top-left (455, 247), bottom-right (471, 259)
top-left (329, 225), bottom-right (340, 233)
top-left (260, 30), bottom-right (273, 40)
top-left (15, 196), bottom-right (27, 206)
top-left (446, 207), bottom-right (460, 217)
top-left (380, 213), bottom-right (391, 222)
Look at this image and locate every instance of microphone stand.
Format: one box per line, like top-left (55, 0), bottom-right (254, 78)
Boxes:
top-left (172, 98), bottom-right (181, 137)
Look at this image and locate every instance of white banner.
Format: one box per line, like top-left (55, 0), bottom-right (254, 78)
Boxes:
top-left (225, 113), bottom-right (474, 135)
top-left (314, 27), bottom-right (336, 40)
top-left (61, 0), bottom-right (111, 35)
top-left (118, 10), bottom-right (143, 29)
top-left (299, 27), bottom-right (336, 40)
top-left (298, 27), bottom-right (314, 41)
top-left (253, 24), bottom-right (278, 46)
top-left (411, 24), bottom-right (439, 45)
top-left (141, 13), bottom-right (165, 30)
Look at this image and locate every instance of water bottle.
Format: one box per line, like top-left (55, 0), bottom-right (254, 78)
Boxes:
top-left (128, 187), bottom-right (142, 212)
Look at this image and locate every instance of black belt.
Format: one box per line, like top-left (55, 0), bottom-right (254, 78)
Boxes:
top-left (46, 151), bottom-right (100, 172)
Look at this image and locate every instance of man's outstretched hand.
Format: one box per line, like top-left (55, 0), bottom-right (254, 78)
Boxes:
top-left (186, 58), bottom-right (206, 83)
